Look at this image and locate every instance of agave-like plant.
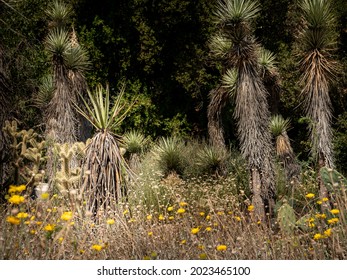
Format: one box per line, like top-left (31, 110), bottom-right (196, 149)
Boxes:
top-left (152, 136), bottom-right (186, 176)
top-left (196, 145), bottom-right (229, 175)
top-left (122, 130), bottom-right (150, 170)
top-left (76, 84), bottom-right (132, 215)
top-left (297, 0), bottom-right (338, 205)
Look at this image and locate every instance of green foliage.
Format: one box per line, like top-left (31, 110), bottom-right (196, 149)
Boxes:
top-left (3, 120), bottom-right (46, 187)
top-left (270, 115), bottom-right (291, 137)
top-left (152, 137), bottom-right (186, 176)
top-left (196, 145), bottom-right (229, 175)
top-left (75, 84), bottom-right (131, 131)
top-left (277, 200), bottom-right (296, 235)
top-left (123, 130), bottom-right (150, 155)
top-left (320, 167), bottom-right (347, 194)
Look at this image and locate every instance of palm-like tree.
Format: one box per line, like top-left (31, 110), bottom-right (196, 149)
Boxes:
top-left (297, 0), bottom-right (337, 203)
top-left (210, 0), bottom-right (276, 219)
top-left (76, 84), bottom-right (132, 216)
top-left (43, 0), bottom-right (90, 177)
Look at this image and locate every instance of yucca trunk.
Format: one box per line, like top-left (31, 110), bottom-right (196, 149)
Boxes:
top-left (81, 130), bottom-right (126, 216)
top-left (207, 85), bottom-right (229, 149)
top-left (236, 62), bottom-right (275, 218)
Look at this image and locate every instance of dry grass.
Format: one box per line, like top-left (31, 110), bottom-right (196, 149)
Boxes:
top-left (1, 161), bottom-right (347, 260)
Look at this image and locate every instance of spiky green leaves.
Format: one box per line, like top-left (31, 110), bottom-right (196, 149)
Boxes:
top-left (270, 115), bottom-right (291, 138)
top-left (208, 34), bottom-right (233, 59)
top-left (300, 0), bottom-right (337, 51)
top-left (46, 0), bottom-right (72, 29)
top-left (34, 75), bottom-right (55, 108)
top-left (75, 84), bottom-right (131, 132)
top-left (123, 130), bottom-right (150, 155)
top-left (214, 0), bottom-right (260, 25)
top-left (46, 28), bottom-right (70, 58)
top-left (221, 68), bottom-right (237, 97)
top-left (45, 29), bottom-right (90, 72)
top-left (152, 137), bottom-right (186, 176)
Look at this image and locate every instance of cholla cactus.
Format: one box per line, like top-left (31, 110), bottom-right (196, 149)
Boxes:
top-left (53, 141), bottom-right (86, 214)
top-left (3, 120), bottom-right (46, 189)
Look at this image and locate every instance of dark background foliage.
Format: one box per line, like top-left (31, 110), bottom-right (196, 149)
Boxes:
top-left (1, 0), bottom-right (347, 173)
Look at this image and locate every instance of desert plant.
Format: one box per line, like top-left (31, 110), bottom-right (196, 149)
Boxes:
top-left (152, 136), bottom-right (186, 176)
top-left (211, 0), bottom-right (276, 220)
top-left (196, 145), bottom-right (229, 175)
top-left (76, 84), bottom-right (132, 216)
top-left (270, 115), bottom-right (301, 183)
top-left (297, 0), bottom-right (338, 205)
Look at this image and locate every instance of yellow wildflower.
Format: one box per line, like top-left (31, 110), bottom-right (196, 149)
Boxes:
top-left (30, 230), bottom-right (36, 234)
top-left (69, 222), bottom-right (74, 226)
top-left (198, 244), bottom-right (205, 250)
top-left (177, 208), bottom-right (185, 214)
top-left (247, 205), bottom-right (255, 212)
top-left (8, 185), bottom-right (26, 194)
top-left (199, 212), bottom-right (205, 217)
top-left (106, 219), bottom-right (115, 225)
top-left (167, 206), bottom-right (174, 212)
top-left (305, 193), bottom-right (315, 199)
top-left (150, 252), bottom-right (158, 259)
top-left (168, 216), bottom-right (174, 220)
top-left (123, 209), bottom-right (129, 215)
top-left (8, 195), bottom-right (25, 204)
top-left (191, 227), bottom-right (200, 234)
top-left (148, 231), bottom-right (153, 237)
top-left (158, 214), bottom-right (165, 221)
top-left (313, 233), bottom-right (323, 240)
top-left (217, 211), bottom-right (224, 215)
top-left (61, 211), bottom-right (73, 221)
top-left (234, 216), bottom-right (241, 222)
top-left (330, 209), bottom-right (340, 215)
top-left (146, 214), bottom-right (152, 220)
top-left (199, 253), bottom-right (207, 260)
top-left (6, 216), bottom-right (20, 225)
top-left (216, 245), bottom-right (227, 251)
top-left (322, 197), bottom-right (329, 202)
top-left (327, 218), bottom-right (339, 225)
top-left (36, 221), bottom-right (42, 226)
top-left (40, 193), bottom-right (49, 200)
top-left (179, 202), bottom-right (188, 207)
top-left (324, 228), bottom-right (332, 237)
top-left (16, 212), bottom-right (28, 219)
top-left (206, 215), bottom-right (211, 221)
top-left (58, 237), bottom-right (64, 243)
top-left (315, 213), bottom-right (327, 219)
top-left (44, 224), bottom-right (55, 231)
top-left (180, 239), bottom-right (186, 245)
top-left (143, 256), bottom-right (151, 260)
top-left (205, 226), bottom-right (212, 232)
top-left (92, 244), bottom-right (103, 251)
top-left (317, 200), bottom-right (322, 205)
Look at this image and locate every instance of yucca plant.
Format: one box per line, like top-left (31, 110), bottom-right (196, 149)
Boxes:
top-left (152, 136), bottom-right (186, 176)
top-left (297, 0), bottom-right (338, 205)
top-left (270, 115), bottom-right (300, 182)
top-left (210, 0), bottom-right (276, 220)
top-left (196, 145), bottom-right (229, 175)
top-left (122, 130), bottom-right (150, 170)
top-left (76, 84), bottom-right (132, 216)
